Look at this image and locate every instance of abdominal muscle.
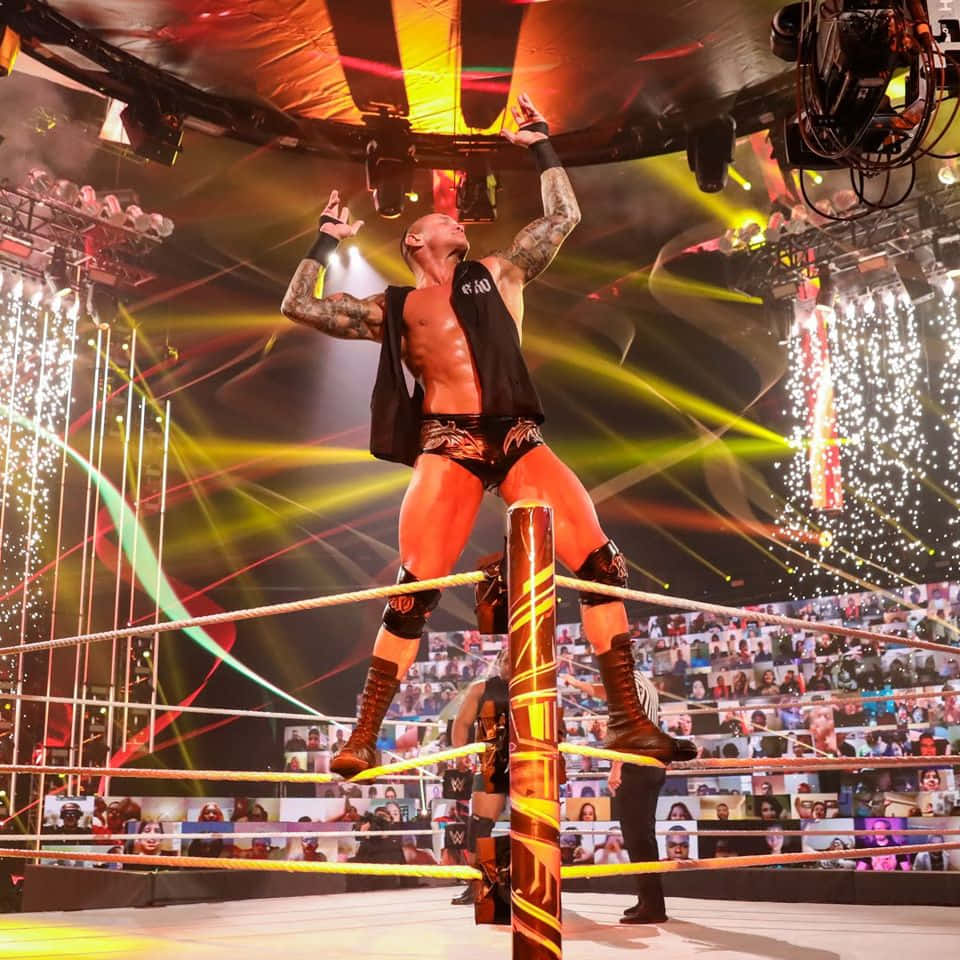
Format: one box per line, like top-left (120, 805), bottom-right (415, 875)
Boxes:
top-left (402, 285), bottom-right (483, 415)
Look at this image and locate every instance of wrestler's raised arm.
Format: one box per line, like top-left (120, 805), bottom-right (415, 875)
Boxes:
top-left (280, 190), bottom-right (385, 341)
top-left (492, 93), bottom-right (581, 286)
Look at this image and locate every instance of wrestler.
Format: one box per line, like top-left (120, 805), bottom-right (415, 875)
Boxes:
top-left (449, 645), bottom-right (510, 906)
top-left (281, 91), bottom-right (695, 778)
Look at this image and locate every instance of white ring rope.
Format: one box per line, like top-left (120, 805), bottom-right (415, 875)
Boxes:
top-left (668, 755), bottom-right (959, 774)
top-left (2, 568), bottom-right (955, 663)
top-left (554, 576), bottom-right (960, 656)
top-left (8, 828), bottom-right (445, 843)
top-left (0, 841), bottom-right (955, 878)
top-left (14, 692), bottom-right (443, 728)
top-left (0, 571), bottom-right (488, 658)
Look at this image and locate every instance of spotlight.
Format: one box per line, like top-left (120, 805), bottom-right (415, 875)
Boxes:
top-left (44, 246), bottom-right (72, 296)
top-left (365, 126), bottom-right (415, 219)
top-left (120, 102), bottom-right (184, 166)
top-left (895, 257), bottom-right (935, 305)
top-left (123, 205), bottom-right (153, 233)
top-left (936, 234), bottom-right (960, 275)
top-left (51, 179), bottom-right (80, 205)
top-left (147, 213), bottom-right (175, 238)
top-left (23, 167), bottom-right (53, 194)
top-left (939, 162), bottom-right (959, 186)
top-left (456, 166), bottom-right (499, 223)
top-left (74, 185), bottom-right (99, 216)
top-left (686, 115), bottom-right (736, 193)
top-left (98, 195), bottom-right (125, 226)
top-left (99, 98), bottom-right (131, 146)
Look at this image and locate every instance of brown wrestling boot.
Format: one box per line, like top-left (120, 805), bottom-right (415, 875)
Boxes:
top-left (330, 656), bottom-right (401, 779)
top-left (597, 633), bottom-right (697, 764)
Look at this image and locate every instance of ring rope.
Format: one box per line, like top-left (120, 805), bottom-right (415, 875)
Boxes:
top-left (668, 755), bottom-right (960, 774)
top-left (0, 743), bottom-right (484, 785)
top-left (15, 692), bottom-right (443, 727)
top-left (5, 569), bottom-right (956, 662)
top-left (0, 846), bottom-right (482, 879)
top-left (561, 841), bottom-right (960, 878)
top-left (7, 828), bottom-right (445, 843)
top-left (558, 743), bottom-right (664, 768)
top-left (4, 751), bottom-right (954, 785)
top-left (9, 827), bottom-right (958, 845)
top-left (554, 575), bottom-right (960, 657)
top-left (0, 571), bottom-right (488, 658)
top-left (1, 842), bottom-right (954, 879)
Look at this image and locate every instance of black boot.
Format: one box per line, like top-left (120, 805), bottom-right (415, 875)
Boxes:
top-left (330, 657), bottom-right (401, 779)
top-left (451, 883), bottom-right (477, 905)
top-left (597, 634), bottom-right (697, 763)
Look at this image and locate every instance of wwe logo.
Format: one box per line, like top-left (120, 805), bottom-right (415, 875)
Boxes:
top-left (446, 825), bottom-right (467, 849)
top-left (449, 774), bottom-right (467, 792)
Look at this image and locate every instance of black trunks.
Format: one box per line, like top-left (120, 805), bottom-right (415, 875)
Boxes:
top-left (419, 414), bottom-right (544, 491)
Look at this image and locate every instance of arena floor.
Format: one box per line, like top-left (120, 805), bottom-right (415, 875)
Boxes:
top-left (2, 887), bottom-right (957, 959)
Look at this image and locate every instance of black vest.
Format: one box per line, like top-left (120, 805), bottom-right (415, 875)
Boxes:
top-left (369, 260), bottom-right (544, 466)
top-left (479, 675), bottom-right (510, 719)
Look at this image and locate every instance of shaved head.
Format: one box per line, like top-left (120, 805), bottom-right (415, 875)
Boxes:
top-left (399, 213), bottom-right (468, 273)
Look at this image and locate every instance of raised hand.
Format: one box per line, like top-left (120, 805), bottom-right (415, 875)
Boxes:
top-left (501, 92), bottom-right (549, 147)
top-left (319, 189), bottom-right (365, 240)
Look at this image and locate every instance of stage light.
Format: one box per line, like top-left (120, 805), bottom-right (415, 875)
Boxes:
top-left (98, 194), bottom-right (125, 226)
top-left (123, 205), bottom-right (153, 233)
top-left (23, 167), bottom-right (53, 194)
top-left (365, 133), bottom-right (415, 219)
top-left (51, 179), bottom-right (80, 205)
top-left (120, 102), bottom-right (184, 166)
top-left (895, 257), bottom-right (935, 305)
top-left (99, 97), bottom-right (131, 146)
top-left (407, 191), bottom-right (419, 203)
top-left (686, 115), bottom-right (736, 193)
top-left (147, 213), bottom-right (175, 238)
top-left (728, 167), bottom-right (752, 191)
top-left (939, 162), bottom-right (959, 186)
top-left (937, 235), bottom-right (960, 275)
top-left (456, 167), bottom-right (499, 223)
top-left (74, 185), bottom-right (99, 215)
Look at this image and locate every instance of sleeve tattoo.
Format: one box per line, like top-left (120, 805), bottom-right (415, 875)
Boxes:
top-left (280, 259), bottom-right (384, 341)
top-left (498, 167), bottom-right (581, 283)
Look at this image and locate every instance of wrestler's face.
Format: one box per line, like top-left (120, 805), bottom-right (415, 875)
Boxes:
top-left (408, 214), bottom-right (469, 263)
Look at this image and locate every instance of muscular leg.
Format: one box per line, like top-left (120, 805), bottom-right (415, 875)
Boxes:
top-left (374, 454), bottom-right (484, 677)
top-left (332, 455), bottom-right (483, 778)
top-left (501, 445), bottom-right (695, 764)
top-left (500, 445), bottom-right (626, 654)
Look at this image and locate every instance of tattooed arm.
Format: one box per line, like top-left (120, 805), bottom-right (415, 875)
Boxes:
top-left (493, 167), bottom-right (581, 285)
top-left (281, 261), bottom-right (385, 341)
top-left (280, 188), bottom-right (383, 341)
top-left (487, 93), bottom-right (581, 287)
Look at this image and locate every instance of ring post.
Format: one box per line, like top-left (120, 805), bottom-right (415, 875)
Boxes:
top-left (506, 502), bottom-right (561, 960)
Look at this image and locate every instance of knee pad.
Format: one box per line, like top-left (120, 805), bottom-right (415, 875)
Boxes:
top-left (576, 540), bottom-right (628, 606)
top-left (467, 814), bottom-right (496, 853)
top-left (382, 566), bottom-right (441, 639)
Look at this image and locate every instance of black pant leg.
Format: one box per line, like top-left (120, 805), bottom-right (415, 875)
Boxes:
top-left (617, 764), bottom-right (666, 914)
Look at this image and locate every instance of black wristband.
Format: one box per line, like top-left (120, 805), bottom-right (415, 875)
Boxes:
top-left (529, 139), bottom-right (562, 173)
top-left (520, 122), bottom-right (562, 172)
top-left (306, 217), bottom-right (341, 263)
